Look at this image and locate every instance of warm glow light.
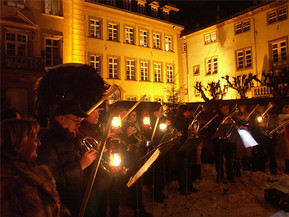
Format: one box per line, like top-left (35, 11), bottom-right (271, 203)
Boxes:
top-left (110, 153), bottom-right (122, 167)
top-left (257, 116), bottom-right (263, 123)
top-left (143, 116), bottom-right (150, 125)
top-left (159, 123), bottom-right (167, 131)
top-left (112, 116), bottom-right (121, 128)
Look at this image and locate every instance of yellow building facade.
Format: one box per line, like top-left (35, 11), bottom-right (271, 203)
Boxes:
top-left (182, 0), bottom-right (289, 102)
top-left (1, 0), bottom-right (184, 116)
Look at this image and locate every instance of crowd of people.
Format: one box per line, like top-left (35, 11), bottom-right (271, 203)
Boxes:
top-left (1, 68), bottom-right (289, 217)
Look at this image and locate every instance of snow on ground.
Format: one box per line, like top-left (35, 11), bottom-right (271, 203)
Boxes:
top-left (120, 162), bottom-right (289, 217)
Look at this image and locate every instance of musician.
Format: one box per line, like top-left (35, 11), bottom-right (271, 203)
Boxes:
top-left (143, 104), bottom-right (168, 203)
top-left (78, 107), bottom-right (111, 217)
top-left (250, 104), bottom-right (277, 175)
top-left (173, 105), bottom-right (198, 195)
top-left (122, 110), bottom-right (152, 217)
top-left (208, 102), bottom-right (236, 183)
top-left (276, 105), bottom-right (289, 174)
top-left (36, 100), bottom-right (97, 216)
top-left (233, 103), bottom-right (251, 174)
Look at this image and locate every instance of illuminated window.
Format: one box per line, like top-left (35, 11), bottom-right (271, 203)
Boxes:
top-left (123, 0), bottom-right (131, 10)
top-left (235, 19), bottom-right (250, 34)
top-left (7, 0), bottom-right (24, 8)
top-left (204, 32), bottom-right (217, 44)
top-left (166, 65), bottom-right (173, 83)
top-left (90, 19), bottom-right (101, 39)
top-left (90, 55), bottom-right (101, 74)
top-left (125, 27), bottom-right (134, 44)
top-left (108, 57), bottom-right (118, 79)
top-left (140, 61), bottom-right (149, 81)
top-left (206, 57), bottom-right (218, 75)
top-left (269, 38), bottom-right (287, 67)
top-left (126, 59), bottom-right (135, 80)
top-left (5, 32), bottom-right (27, 56)
top-left (268, 7), bottom-right (287, 24)
top-left (236, 47), bottom-right (252, 70)
top-left (154, 63), bottom-right (162, 82)
top-left (45, 38), bottom-right (60, 67)
top-left (165, 36), bottom-right (172, 51)
top-left (108, 23), bottom-right (118, 41)
top-left (45, 0), bottom-right (62, 16)
top-left (140, 30), bottom-right (148, 47)
top-left (153, 33), bottom-right (160, 49)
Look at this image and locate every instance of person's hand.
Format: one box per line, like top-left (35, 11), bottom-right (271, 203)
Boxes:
top-left (126, 126), bottom-right (137, 137)
top-left (80, 149), bottom-right (97, 170)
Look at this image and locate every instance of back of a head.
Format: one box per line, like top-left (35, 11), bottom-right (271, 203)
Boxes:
top-left (1, 119), bottom-right (39, 157)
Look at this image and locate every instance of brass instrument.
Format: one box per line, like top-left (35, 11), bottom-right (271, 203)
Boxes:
top-left (256, 102), bottom-right (274, 123)
top-left (199, 114), bottom-right (219, 132)
top-left (214, 105), bottom-right (239, 140)
top-left (268, 118), bottom-right (289, 136)
top-left (188, 104), bottom-right (205, 138)
top-left (125, 119), bottom-right (149, 147)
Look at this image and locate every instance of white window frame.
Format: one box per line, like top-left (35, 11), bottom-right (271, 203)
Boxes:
top-left (5, 32), bottom-right (27, 57)
top-left (166, 65), bottom-right (173, 83)
top-left (268, 7), bottom-right (287, 24)
top-left (90, 19), bottom-right (101, 39)
top-left (153, 33), bottom-right (160, 49)
top-left (270, 38), bottom-right (287, 65)
top-left (45, 0), bottom-right (61, 16)
top-left (140, 30), bottom-right (148, 47)
top-left (108, 23), bottom-right (118, 41)
top-left (44, 37), bottom-right (61, 67)
top-left (108, 57), bottom-right (118, 79)
top-left (154, 63), bottom-right (162, 82)
top-left (204, 32), bottom-right (217, 44)
top-left (165, 36), bottom-right (172, 51)
top-left (206, 57), bottom-right (218, 75)
top-left (235, 19), bottom-right (250, 34)
top-left (140, 61), bottom-right (149, 81)
top-left (126, 96), bottom-right (137, 101)
top-left (126, 59), bottom-right (135, 80)
top-left (236, 47), bottom-right (252, 70)
top-left (137, 2), bottom-right (145, 14)
top-left (125, 26), bottom-right (134, 44)
top-left (90, 55), bottom-right (101, 74)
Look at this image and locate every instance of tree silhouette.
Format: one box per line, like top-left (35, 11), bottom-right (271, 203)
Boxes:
top-left (262, 67), bottom-right (289, 96)
top-left (194, 80), bottom-right (227, 102)
top-left (222, 73), bottom-right (261, 99)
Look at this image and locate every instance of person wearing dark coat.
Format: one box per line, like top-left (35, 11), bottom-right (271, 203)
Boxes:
top-left (1, 118), bottom-right (64, 217)
top-left (37, 100), bottom-right (97, 217)
top-left (208, 103), bottom-right (236, 183)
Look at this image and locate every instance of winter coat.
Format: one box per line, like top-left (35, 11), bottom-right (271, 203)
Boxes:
top-left (37, 122), bottom-right (85, 216)
top-left (1, 157), bottom-right (61, 217)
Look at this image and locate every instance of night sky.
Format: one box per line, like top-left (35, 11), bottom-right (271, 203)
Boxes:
top-left (167, 0), bottom-right (261, 33)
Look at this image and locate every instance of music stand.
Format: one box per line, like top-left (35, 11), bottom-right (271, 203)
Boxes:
top-left (213, 123), bottom-right (235, 140)
top-left (127, 149), bottom-right (160, 188)
top-left (178, 135), bottom-right (205, 152)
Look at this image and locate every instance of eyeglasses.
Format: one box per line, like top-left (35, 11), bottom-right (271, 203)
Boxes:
top-left (64, 116), bottom-right (82, 123)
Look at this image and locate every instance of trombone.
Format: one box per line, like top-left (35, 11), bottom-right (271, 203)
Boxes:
top-left (267, 118), bottom-right (289, 137)
top-left (188, 104), bottom-right (205, 138)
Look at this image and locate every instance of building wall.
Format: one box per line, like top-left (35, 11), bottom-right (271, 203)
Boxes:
top-left (183, 0), bottom-right (289, 102)
top-left (1, 0), bottom-right (184, 116)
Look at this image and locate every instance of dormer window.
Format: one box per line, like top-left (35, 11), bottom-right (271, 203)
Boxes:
top-left (137, 0), bottom-right (146, 14)
top-left (45, 0), bottom-right (62, 16)
top-left (7, 0), bottom-right (24, 8)
top-left (149, 1), bottom-right (159, 18)
top-left (123, 0), bottom-right (131, 10)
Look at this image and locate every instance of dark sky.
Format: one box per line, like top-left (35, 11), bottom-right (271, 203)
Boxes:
top-left (166, 1), bottom-right (259, 32)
